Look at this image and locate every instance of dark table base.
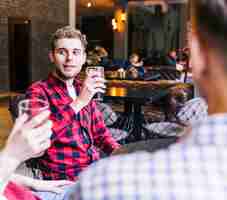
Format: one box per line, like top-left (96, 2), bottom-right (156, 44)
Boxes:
top-left (110, 100), bottom-right (172, 144)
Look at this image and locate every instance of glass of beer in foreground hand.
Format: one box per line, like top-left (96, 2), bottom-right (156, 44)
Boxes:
top-left (86, 66), bottom-right (105, 101)
top-left (18, 99), bottom-right (49, 119)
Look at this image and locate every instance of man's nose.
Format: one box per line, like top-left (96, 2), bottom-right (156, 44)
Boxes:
top-left (66, 52), bottom-right (73, 61)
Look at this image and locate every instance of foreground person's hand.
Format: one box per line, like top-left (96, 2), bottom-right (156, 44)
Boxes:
top-left (3, 110), bottom-right (52, 165)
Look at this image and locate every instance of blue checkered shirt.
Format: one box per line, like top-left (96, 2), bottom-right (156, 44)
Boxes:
top-left (74, 114), bottom-right (227, 200)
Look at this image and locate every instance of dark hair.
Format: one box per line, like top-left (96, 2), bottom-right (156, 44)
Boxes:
top-left (192, 0), bottom-right (227, 52)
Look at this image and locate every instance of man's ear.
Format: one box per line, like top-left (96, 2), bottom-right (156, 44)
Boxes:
top-left (48, 51), bottom-right (55, 63)
top-left (190, 33), bottom-right (207, 80)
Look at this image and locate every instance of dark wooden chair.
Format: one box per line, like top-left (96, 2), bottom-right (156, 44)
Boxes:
top-left (163, 85), bottom-right (193, 123)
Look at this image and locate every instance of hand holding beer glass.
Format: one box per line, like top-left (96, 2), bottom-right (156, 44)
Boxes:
top-left (17, 98), bottom-right (52, 158)
top-left (86, 66), bottom-right (105, 101)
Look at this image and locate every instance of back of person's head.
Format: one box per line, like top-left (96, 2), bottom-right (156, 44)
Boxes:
top-left (95, 46), bottom-right (108, 58)
top-left (129, 53), bottom-right (139, 59)
top-left (191, 0), bottom-right (227, 114)
top-left (168, 50), bottom-right (177, 59)
top-left (192, 0), bottom-right (227, 60)
top-left (50, 26), bottom-right (88, 51)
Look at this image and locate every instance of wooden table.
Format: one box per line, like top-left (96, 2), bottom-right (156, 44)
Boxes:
top-left (104, 79), bottom-right (193, 142)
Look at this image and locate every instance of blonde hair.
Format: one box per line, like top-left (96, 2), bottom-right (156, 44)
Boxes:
top-left (50, 26), bottom-right (88, 51)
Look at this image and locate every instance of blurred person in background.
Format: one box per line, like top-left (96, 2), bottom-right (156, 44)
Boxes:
top-left (125, 53), bottom-right (145, 79)
top-left (164, 49), bottom-right (177, 66)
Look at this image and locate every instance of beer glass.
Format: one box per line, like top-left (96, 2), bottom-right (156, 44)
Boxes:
top-left (18, 99), bottom-right (49, 118)
top-left (86, 66), bottom-right (105, 101)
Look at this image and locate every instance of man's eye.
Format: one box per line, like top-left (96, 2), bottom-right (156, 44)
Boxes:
top-left (57, 50), bottom-right (66, 55)
top-left (73, 50), bottom-right (81, 55)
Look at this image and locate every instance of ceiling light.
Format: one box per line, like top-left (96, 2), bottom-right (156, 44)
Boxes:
top-left (87, 2), bottom-right (92, 8)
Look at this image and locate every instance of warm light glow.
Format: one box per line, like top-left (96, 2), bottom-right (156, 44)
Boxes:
top-left (112, 18), bottom-right (117, 30)
top-left (109, 87), bottom-right (126, 97)
top-left (120, 12), bottom-right (126, 22)
top-left (87, 2), bottom-right (92, 7)
top-left (114, 8), bottom-right (127, 32)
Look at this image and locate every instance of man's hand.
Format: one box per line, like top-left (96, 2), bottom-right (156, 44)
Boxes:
top-left (111, 147), bottom-right (128, 156)
top-left (11, 174), bottom-right (74, 194)
top-left (71, 71), bottom-right (106, 112)
top-left (3, 110), bottom-right (52, 164)
top-left (30, 179), bottom-right (74, 194)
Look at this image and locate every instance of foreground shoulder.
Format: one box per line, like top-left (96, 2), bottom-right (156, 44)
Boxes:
top-left (81, 152), bottom-right (152, 175)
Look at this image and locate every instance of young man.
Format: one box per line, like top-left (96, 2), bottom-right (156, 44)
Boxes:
top-left (26, 26), bottom-right (120, 181)
top-left (73, 1), bottom-right (227, 199)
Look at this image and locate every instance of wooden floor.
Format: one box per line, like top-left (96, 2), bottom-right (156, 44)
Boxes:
top-left (0, 93), bottom-right (15, 149)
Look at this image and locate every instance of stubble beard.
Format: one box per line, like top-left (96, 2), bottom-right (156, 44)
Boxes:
top-left (55, 68), bottom-right (77, 81)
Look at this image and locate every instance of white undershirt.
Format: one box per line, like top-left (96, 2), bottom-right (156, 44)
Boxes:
top-left (67, 85), bottom-right (77, 100)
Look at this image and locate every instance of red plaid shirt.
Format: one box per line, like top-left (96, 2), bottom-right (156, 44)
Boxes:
top-left (26, 73), bottom-right (120, 181)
